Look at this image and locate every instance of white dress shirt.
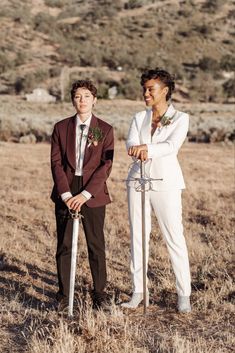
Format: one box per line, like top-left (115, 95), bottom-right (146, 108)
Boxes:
top-left (61, 115), bottom-right (92, 202)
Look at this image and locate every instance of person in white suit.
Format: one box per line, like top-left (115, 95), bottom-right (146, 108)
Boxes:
top-left (121, 68), bottom-right (191, 312)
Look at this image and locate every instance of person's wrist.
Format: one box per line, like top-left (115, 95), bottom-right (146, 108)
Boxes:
top-left (64, 197), bottom-right (72, 204)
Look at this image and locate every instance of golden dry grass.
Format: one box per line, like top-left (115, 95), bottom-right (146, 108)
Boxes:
top-left (0, 140), bottom-right (234, 353)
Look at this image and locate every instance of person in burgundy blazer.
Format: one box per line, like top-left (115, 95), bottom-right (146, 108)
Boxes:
top-left (51, 80), bottom-right (114, 311)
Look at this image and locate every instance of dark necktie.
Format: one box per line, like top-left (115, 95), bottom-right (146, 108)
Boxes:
top-left (78, 124), bottom-right (86, 170)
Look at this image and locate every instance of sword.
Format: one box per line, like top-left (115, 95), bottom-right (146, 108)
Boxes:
top-left (140, 161), bottom-right (147, 315)
top-left (118, 160), bottom-right (164, 315)
top-left (68, 209), bottom-right (82, 318)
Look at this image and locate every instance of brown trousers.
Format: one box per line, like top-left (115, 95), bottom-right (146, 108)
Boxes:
top-left (55, 176), bottom-right (106, 300)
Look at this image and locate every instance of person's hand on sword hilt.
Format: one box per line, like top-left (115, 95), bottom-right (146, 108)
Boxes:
top-left (128, 144), bottom-right (148, 161)
top-left (65, 194), bottom-right (87, 211)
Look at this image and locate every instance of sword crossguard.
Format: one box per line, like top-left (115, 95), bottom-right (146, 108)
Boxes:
top-left (68, 209), bottom-right (84, 220)
top-left (126, 176), bottom-right (163, 192)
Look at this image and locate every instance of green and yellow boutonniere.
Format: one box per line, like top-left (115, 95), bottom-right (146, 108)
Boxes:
top-left (87, 127), bottom-right (103, 147)
top-left (160, 114), bottom-right (173, 126)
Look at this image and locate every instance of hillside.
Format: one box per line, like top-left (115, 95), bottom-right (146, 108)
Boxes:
top-left (0, 0), bottom-right (234, 102)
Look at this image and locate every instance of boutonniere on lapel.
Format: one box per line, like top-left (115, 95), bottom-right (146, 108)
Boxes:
top-left (160, 114), bottom-right (173, 127)
top-left (87, 127), bottom-right (103, 147)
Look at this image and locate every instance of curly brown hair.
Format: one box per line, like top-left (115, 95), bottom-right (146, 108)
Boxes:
top-left (70, 80), bottom-right (97, 100)
top-left (140, 68), bottom-right (175, 101)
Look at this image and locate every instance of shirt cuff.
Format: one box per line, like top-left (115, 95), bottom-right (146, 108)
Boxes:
top-left (61, 191), bottom-right (73, 202)
top-left (81, 190), bottom-right (92, 200)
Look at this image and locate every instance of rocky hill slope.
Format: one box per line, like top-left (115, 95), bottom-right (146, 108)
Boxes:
top-left (0, 0), bottom-right (234, 102)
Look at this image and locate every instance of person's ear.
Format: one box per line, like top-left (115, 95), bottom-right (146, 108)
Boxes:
top-left (93, 97), bottom-right (97, 106)
top-left (163, 86), bottom-right (169, 97)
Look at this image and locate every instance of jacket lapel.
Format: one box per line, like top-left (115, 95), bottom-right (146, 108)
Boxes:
top-left (83, 114), bottom-right (99, 166)
top-left (164, 104), bottom-right (176, 120)
top-left (151, 104), bottom-right (177, 142)
top-left (66, 115), bottom-right (76, 169)
top-left (140, 109), bottom-right (152, 144)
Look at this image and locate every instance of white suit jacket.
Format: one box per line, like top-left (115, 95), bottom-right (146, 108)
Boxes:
top-left (126, 104), bottom-right (189, 191)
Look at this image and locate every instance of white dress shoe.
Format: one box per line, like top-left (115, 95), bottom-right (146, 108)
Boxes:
top-left (177, 296), bottom-right (191, 313)
top-left (121, 292), bottom-right (149, 309)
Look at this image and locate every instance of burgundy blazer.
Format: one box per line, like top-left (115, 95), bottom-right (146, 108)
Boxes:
top-left (51, 114), bottom-right (114, 207)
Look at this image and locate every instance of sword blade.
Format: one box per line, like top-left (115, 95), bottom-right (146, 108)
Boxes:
top-left (141, 161), bottom-right (147, 315)
top-left (68, 217), bottom-right (79, 317)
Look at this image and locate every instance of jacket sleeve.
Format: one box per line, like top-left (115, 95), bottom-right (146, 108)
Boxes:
top-left (126, 115), bottom-right (140, 150)
top-left (51, 123), bottom-right (71, 196)
top-left (84, 126), bottom-right (114, 197)
top-left (147, 114), bottom-right (189, 158)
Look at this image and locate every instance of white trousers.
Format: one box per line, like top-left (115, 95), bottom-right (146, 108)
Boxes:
top-left (127, 188), bottom-right (191, 297)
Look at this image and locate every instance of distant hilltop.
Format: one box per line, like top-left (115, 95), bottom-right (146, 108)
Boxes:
top-left (0, 0), bottom-right (234, 102)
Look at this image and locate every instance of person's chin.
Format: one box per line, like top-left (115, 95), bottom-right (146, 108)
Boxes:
top-left (77, 108), bottom-right (90, 114)
top-left (145, 100), bottom-right (152, 106)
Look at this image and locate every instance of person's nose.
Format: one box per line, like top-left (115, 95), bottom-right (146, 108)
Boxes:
top-left (144, 88), bottom-right (149, 97)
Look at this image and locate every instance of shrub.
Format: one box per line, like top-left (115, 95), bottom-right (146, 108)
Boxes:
top-left (33, 12), bottom-right (55, 34)
top-left (193, 24), bottom-right (212, 36)
top-left (198, 57), bottom-right (219, 72)
top-left (0, 5), bottom-right (32, 24)
top-left (124, 0), bottom-right (143, 9)
top-left (220, 55), bottom-right (235, 72)
top-left (14, 69), bottom-right (50, 94)
top-left (223, 78), bottom-right (235, 99)
top-left (119, 70), bottom-right (142, 100)
top-left (201, 0), bottom-right (223, 12)
top-left (88, 1), bottom-right (123, 20)
top-left (92, 71), bottom-right (119, 99)
top-left (190, 72), bottom-right (223, 102)
top-left (14, 51), bottom-right (27, 67)
top-left (96, 82), bottom-right (110, 99)
top-left (57, 7), bottom-right (80, 19)
top-left (44, 0), bottom-right (66, 8)
top-left (57, 40), bottom-right (81, 66)
top-left (0, 52), bottom-right (13, 74)
top-left (49, 67), bottom-right (61, 78)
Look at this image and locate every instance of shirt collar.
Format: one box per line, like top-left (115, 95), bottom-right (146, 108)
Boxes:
top-left (76, 114), bottom-right (92, 128)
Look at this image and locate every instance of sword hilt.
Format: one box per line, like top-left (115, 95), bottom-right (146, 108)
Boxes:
top-left (140, 160), bottom-right (145, 179)
top-left (68, 209), bottom-right (83, 220)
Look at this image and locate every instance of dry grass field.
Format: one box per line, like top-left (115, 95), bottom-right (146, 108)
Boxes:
top-left (0, 137), bottom-right (234, 352)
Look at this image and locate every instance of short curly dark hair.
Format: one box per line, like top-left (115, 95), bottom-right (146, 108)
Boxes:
top-left (140, 68), bottom-right (175, 101)
top-left (70, 79), bottom-right (97, 101)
